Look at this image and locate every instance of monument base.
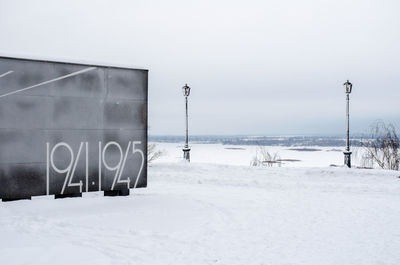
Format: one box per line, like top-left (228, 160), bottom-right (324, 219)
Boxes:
top-left (55, 193), bottom-right (82, 199)
top-left (104, 189), bottom-right (130, 197)
top-left (2, 196), bottom-right (31, 202)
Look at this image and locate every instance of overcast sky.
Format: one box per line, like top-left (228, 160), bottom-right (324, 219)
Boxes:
top-left (1, 0), bottom-right (399, 135)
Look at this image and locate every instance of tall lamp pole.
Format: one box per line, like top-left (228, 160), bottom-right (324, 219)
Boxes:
top-left (182, 84), bottom-right (191, 162)
top-left (343, 80), bottom-right (353, 168)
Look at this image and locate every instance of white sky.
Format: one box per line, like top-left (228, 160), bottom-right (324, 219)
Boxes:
top-left (1, 0), bottom-right (399, 135)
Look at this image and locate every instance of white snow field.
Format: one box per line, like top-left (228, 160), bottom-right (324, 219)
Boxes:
top-left (1, 146), bottom-right (400, 265)
top-left (154, 142), bottom-right (367, 167)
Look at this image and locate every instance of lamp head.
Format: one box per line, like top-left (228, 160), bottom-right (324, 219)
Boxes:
top-left (182, 83), bottom-right (191, 97)
top-left (343, 80), bottom-right (352, 94)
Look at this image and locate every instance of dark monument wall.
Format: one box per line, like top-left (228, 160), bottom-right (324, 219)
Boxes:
top-left (0, 56), bottom-right (148, 200)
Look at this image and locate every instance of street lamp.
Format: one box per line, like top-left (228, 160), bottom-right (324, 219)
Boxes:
top-left (343, 80), bottom-right (352, 168)
top-left (182, 84), bottom-right (191, 162)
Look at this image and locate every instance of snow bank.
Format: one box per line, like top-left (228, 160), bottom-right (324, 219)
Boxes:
top-left (1, 163), bottom-right (399, 265)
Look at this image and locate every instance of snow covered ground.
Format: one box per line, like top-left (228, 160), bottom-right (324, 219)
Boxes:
top-left (154, 142), bottom-right (367, 167)
top-left (1, 154), bottom-right (400, 265)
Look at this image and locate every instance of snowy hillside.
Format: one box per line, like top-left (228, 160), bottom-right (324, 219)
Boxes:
top-left (1, 162), bottom-right (399, 265)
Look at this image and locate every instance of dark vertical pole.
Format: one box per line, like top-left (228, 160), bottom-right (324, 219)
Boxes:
top-left (344, 93), bottom-right (352, 167)
top-left (185, 96), bottom-right (189, 148)
top-left (183, 96), bottom-right (190, 162)
top-left (346, 94), bottom-right (350, 152)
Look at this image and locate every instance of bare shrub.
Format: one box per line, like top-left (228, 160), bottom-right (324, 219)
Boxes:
top-left (251, 146), bottom-right (281, 167)
top-left (148, 143), bottom-right (165, 164)
top-left (361, 121), bottom-right (399, 170)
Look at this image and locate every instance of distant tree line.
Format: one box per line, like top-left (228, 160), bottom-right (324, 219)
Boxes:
top-left (149, 135), bottom-right (364, 147)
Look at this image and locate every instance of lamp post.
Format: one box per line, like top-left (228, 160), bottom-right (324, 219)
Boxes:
top-left (182, 84), bottom-right (191, 162)
top-left (343, 80), bottom-right (352, 168)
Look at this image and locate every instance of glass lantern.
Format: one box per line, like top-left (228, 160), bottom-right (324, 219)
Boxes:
top-left (344, 80), bottom-right (352, 94)
top-left (182, 84), bottom-right (191, 97)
